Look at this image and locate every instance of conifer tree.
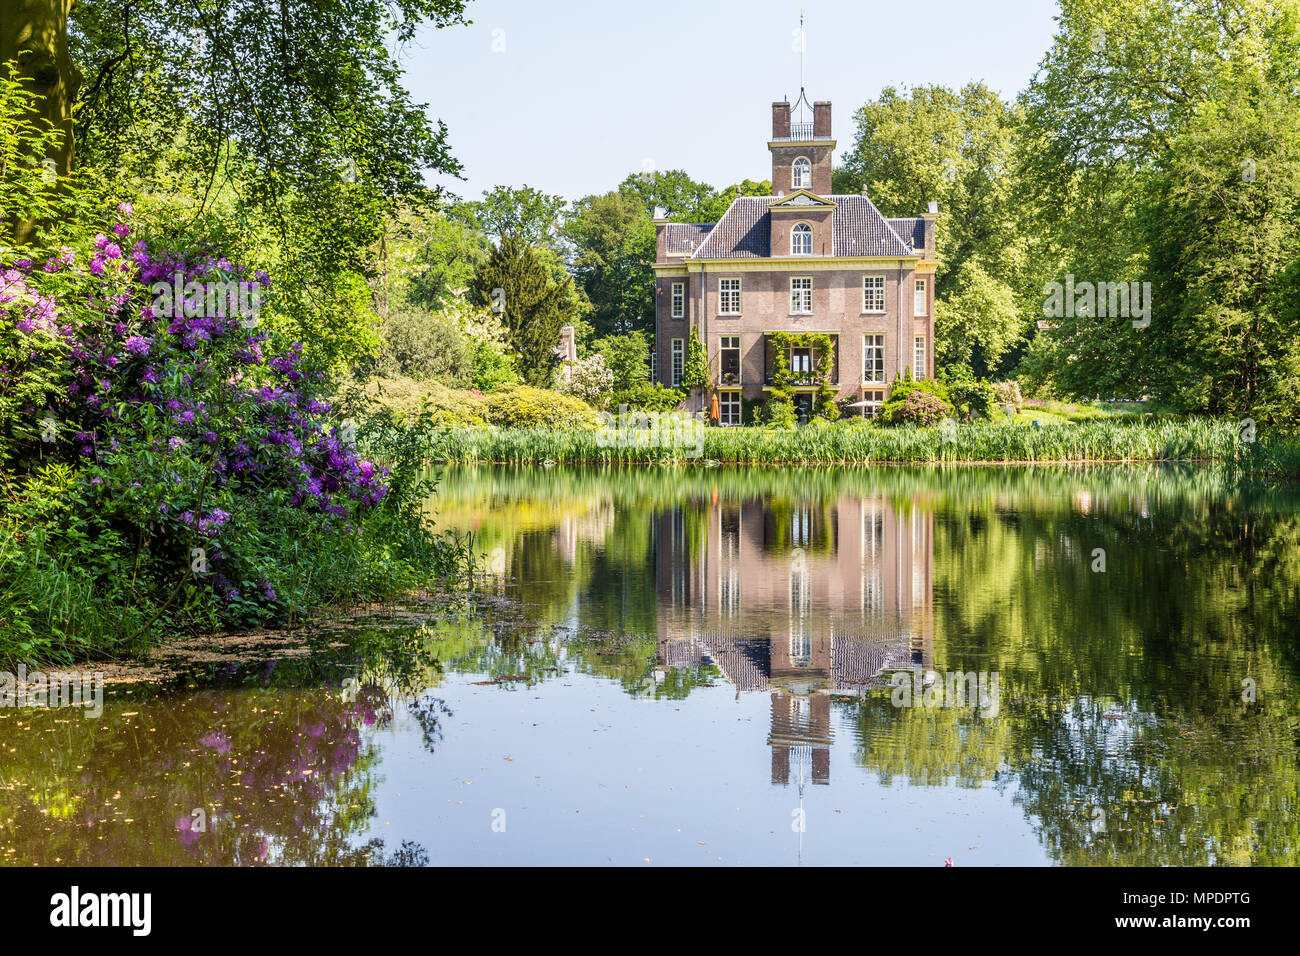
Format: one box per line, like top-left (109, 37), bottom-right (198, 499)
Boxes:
top-left (470, 233), bottom-right (568, 387)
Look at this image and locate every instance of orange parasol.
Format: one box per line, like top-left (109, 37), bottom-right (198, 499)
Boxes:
top-left (709, 392), bottom-right (719, 422)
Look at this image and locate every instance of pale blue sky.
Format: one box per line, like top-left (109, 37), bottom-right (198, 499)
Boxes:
top-left (401, 0), bottom-right (1063, 203)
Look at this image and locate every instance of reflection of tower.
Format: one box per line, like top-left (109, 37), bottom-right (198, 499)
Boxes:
top-left (655, 489), bottom-right (934, 785)
top-left (769, 692), bottom-right (832, 785)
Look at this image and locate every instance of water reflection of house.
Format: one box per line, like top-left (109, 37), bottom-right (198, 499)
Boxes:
top-left (655, 494), bottom-right (933, 785)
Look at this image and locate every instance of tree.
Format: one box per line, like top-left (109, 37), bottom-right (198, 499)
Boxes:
top-left (1141, 80), bottom-right (1300, 421)
top-left (451, 184), bottom-right (566, 248)
top-left (396, 213), bottom-right (492, 311)
top-left (469, 233), bottom-right (570, 388)
top-left (1017, 0), bottom-right (1300, 410)
top-left (563, 191), bottom-right (655, 336)
top-left (682, 329), bottom-right (707, 394)
top-left (594, 331), bottom-right (651, 392)
top-left (2, 1), bottom-right (469, 241)
top-left (618, 169), bottom-right (718, 221)
top-left (838, 82), bottom-right (1026, 377)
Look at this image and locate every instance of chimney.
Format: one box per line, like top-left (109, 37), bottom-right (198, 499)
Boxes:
top-left (772, 100), bottom-right (791, 139)
top-left (813, 101), bottom-right (831, 138)
top-left (921, 202), bottom-right (940, 257)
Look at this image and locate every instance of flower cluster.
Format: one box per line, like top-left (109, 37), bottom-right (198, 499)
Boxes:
top-left (2, 203), bottom-right (389, 617)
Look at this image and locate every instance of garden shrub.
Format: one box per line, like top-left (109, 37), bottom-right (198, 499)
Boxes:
top-left (559, 353), bottom-right (614, 407)
top-left (880, 390), bottom-right (955, 426)
top-left (994, 379), bottom-right (1024, 412)
top-left (483, 384), bottom-right (602, 429)
top-left (607, 381), bottom-right (684, 413)
top-left (939, 365), bottom-right (998, 421)
top-left (762, 394), bottom-right (797, 427)
top-left (1, 193), bottom-right (468, 660)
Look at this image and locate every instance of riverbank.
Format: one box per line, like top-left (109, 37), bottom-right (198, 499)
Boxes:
top-left (372, 418), bottom-right (1300, 475)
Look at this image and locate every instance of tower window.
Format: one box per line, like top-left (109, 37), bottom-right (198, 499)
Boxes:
top-left (791, 222), bottom-right (812, 256)
top-left (792, 157), bottom-right (811, 190)
top-left (914, 278), bottom-right (927, 316)
top-left (671, 282), bottom-right (684, 318)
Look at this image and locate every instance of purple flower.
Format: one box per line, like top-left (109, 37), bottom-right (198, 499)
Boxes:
top-left (124, 335), bottom-right (151, 356)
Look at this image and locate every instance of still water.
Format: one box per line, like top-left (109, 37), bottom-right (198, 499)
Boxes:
top-left (3, 464), bottom-right (1299, 865)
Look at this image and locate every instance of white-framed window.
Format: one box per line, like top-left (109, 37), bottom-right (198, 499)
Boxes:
top-left (791, 222), bottom-right (813, 256)
top-left (862, 388), bottom-right (886, 418)
top-left (790, 276), bottom-right (812, 314)
top-left (671, 282), bottom-right (684, 318)
top-left (914, 277), bottom-right (927, 316)
top-left (719, 335), bottom-right (741, 385)
top-left (671, 338), bottom-right (684, 385)
top-left (792, 157), bottom-right (811, 190)
top-left (648, 349), bottom-right (656, 383)
top-left (719, 277), bottom-right (741, 315)
top-left (719, 390), bottom-right (742, 426)
top-left (914, 336), bottom-right (927, 379)
top-left (863, 334), bottom-right (885, 383)
top-left (863, 275), bottom-right (885, 313)
top-left (791, 347), bottom-right (812, 377)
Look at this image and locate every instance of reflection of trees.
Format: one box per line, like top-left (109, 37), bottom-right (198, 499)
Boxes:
top-left (0, 623), bottom-right (445, 866)
top-left (437, 462), bottom-right (1300, 864)
top-left (840, 486), bottom-right (1300, 865)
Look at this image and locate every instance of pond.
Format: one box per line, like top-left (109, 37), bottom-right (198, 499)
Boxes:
top-left (3, 464), bottom-right (1298, 866)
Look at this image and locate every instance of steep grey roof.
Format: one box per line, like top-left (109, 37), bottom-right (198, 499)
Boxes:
top-left (690, 195), bottom-right (915, 259)
top-left (833, 195), bottom-right (912, 257)
top-left (694, 197), bottom-right (771, 258)
top-left (660, 222), bottom-right (714, 257)
top-left (887, 217), bottom-right (926, 252)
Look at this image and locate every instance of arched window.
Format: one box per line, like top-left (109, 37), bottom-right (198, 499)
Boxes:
top-left (791, 222), bottom-right (813, 256)
top-left (792, 157), bottom-right (811, 190)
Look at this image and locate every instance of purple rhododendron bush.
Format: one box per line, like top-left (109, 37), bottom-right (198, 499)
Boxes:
top-left (1, 193), bottom-right (468, 664)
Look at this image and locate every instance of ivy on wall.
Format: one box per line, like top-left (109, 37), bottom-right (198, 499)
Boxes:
top-left (765, 332), bottom-right (839, 422)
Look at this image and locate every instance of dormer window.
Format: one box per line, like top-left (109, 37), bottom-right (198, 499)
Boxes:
top-left (792, 157), bottom-right (811, 190)
top-left (791, 222), bottom-right (812, 256)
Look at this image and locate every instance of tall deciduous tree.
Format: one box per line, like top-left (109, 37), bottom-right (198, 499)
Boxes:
top-left (451, 184), bottom-right (566, 248)
top-left (563, 191), bottom-right (654, 336)
top-left (2, 0), bottom-right (469, 263)
top-left (838, 82), bottom-right (1026, 376)
top-left (1018, 0), bottom-right (1300, 410)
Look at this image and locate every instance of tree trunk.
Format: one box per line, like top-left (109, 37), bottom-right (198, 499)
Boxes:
top-left (1, 0), bottom-right (79, 243)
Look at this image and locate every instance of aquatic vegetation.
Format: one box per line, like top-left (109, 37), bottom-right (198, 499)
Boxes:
top-left (377, 417), bottom-right (1296, 473)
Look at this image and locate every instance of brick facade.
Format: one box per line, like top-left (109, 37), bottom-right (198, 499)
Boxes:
top-left (653, 96), bottom-right (939, 421)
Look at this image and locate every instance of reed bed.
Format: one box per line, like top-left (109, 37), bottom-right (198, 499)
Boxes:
top-left (383, 419), bottom-right (1299, 473)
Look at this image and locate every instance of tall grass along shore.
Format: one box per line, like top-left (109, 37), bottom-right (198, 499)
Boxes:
top-left (364, 418), bottom-right (1299, 475)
